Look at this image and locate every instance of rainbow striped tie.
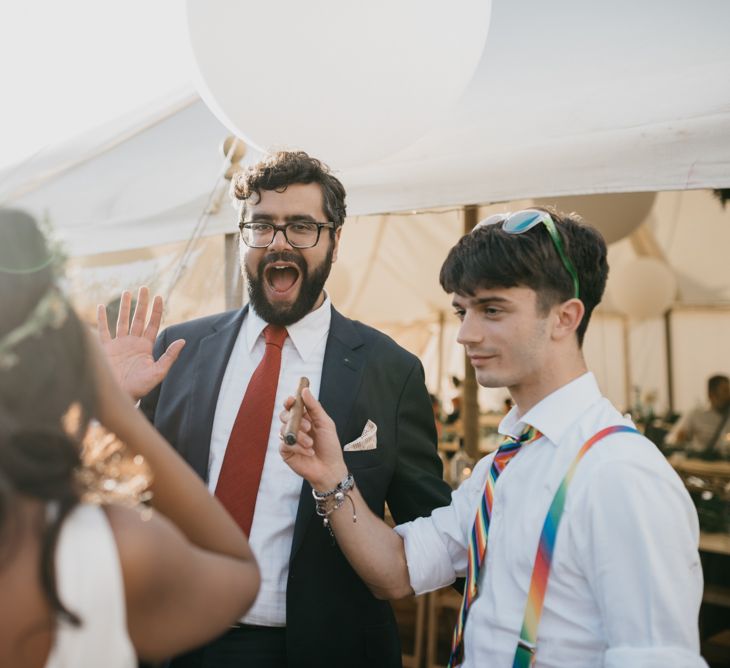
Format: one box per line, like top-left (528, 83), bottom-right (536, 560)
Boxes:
top-left (448, 425), bottom-right (542, 668)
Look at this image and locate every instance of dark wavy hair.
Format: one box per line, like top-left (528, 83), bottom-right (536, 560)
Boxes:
top-left (230, 150), bottom-right (347, 231)
top-left (439, 207), bottom-right (608, 346)
top-left (0, 209), bottom-right (96, 626)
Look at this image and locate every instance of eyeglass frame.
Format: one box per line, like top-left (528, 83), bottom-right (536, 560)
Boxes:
top-left (474, 209), bottom-right (580, 299)
top-left (238, 220), bottom-right (336, 249)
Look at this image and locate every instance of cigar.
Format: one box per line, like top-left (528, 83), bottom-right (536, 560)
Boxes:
top-left (284, 377), bottom-right (310, 445)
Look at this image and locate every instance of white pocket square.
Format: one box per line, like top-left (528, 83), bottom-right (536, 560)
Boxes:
top-left (343, 420), bottom-right (377, 451)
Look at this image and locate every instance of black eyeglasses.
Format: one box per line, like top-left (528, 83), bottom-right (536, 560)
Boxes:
top-left (239, 221), bottom-right (336, 249)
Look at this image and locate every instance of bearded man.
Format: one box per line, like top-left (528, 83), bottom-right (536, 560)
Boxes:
top-left (100, 151), bottom-right (452, 668)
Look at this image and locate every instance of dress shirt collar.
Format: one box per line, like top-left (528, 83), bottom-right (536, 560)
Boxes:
top-left (245, 292), bottom-right (332, 360)
top-left (499, 372), bottom-right (602, 447)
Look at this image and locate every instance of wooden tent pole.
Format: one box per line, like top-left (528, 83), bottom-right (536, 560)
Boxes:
top-left (664, 309), bottom-right (675, 415)
top-left (622, 314), bottom-right (632, 414)
top-left (437, 310), bottom-right (445, 405)
top-left (224, 233), bottom-right (244, 309)
top-left (462, 205), bottom-right (480, 459)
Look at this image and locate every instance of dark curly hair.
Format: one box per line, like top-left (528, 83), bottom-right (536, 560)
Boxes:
top-left (0, 209), bottom-right (96, 626)
top-left (439, 207), bottom-right (608, 346)
top-left (230, 151), bottom-right (347, 230)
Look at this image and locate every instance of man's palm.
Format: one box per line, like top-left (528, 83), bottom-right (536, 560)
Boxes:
top-left (97, 287), bottom-right (185, 401)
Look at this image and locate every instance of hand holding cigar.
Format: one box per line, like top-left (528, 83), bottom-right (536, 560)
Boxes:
top-left (284, 377), bottom-right (310, 445)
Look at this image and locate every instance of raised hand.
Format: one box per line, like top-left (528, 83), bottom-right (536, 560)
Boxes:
top-left (97, 287), bottom-right (184, 401)
top-left (279, 388), bottom-right (348, 491)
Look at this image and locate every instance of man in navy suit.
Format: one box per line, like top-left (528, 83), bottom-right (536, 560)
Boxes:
top-left (101, 151), bottom-right (452, 668)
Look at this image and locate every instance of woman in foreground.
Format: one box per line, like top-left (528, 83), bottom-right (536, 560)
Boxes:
top-left (0, 209), bottom-right (259, 667)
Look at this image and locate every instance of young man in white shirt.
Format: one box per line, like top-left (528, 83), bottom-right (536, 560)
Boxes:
top-left (280, 208), bottom-right (707, 668)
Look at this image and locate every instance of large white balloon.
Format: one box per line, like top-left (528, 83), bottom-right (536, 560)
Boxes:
top-left (186, 1), bottom-right (491, 167)
top-left (533, 192), bottom-right (656, 244)
top-left (609, 257), bottom-right (678, 319)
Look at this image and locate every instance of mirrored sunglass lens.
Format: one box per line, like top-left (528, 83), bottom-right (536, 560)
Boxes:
top-left (474, 213), bottom-right (507, 231)
top-left (502, 210), bottom-right (545, 234)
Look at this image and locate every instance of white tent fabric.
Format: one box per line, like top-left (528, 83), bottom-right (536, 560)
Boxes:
top-left (0, 92), bottom-right (245, 256)
top-left (345, 0), bottom-right (730, 213)
top-left (3, 0), bottom-right (730, 257)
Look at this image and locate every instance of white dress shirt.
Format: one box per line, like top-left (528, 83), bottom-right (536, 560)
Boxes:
top-left (395, 373), bottom-right (707, 668)
top-left (208, 296), bottom-right (331, 626)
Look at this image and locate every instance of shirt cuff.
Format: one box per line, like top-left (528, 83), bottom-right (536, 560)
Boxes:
top-left (604, 646), bottom-right (708, 668)
top-left (394, 517), bottom-right (457, 595)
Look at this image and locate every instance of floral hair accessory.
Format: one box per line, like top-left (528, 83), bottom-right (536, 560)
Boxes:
top-left (0, 213), bottom-right (67, 277)
top-left (0, 288), bottom-right (69, 370)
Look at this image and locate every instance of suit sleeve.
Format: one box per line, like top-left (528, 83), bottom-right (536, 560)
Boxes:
top-left (138, 327), bottom-right (169, 425)
top-left (386, 358), bottom-right (453, 523)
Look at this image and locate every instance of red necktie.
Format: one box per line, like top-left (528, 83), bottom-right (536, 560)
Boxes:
top-left (215, 324), bottom-right (288, 536)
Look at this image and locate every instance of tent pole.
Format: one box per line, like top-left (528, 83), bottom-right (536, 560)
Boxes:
top-left (462, 205), bottom-right (480, 459)
top-left (224, 233), bottom-right (244, 309)
top-left (437, 310), bottom-right (445, 405)
top-left (664, 309), bottom-right (674, 415)
top-left (622, 315), bottom-right (632, 414)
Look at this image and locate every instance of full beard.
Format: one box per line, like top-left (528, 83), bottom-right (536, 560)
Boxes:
top-left (244, 247), bottom-right (334, 327)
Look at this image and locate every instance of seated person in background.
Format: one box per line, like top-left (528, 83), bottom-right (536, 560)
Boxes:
top-left (666, 374), bottom-right (730, 460)
top-left (0, 209), bottom-right (259, 668)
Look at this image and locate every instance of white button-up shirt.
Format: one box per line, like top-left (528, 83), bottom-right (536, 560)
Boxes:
top-left (208, 297), bottom-right (331, 626)
top-left (395, 373), bottom-right (706, 668)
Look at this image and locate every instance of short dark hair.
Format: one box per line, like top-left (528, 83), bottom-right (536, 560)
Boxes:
top-left (708, 375), bottom-right (730, 395)
top-left (230, 151), bottom-right (347, 229)
top-left (439, 207), bottom-right (608, 346)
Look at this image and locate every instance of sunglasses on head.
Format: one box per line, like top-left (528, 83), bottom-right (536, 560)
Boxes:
top-left (474, 209), bottom-right (580, 299)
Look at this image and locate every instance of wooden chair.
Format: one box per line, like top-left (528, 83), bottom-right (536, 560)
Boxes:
top-left (426, 587), bottom-right (463, 668)
top-left (401, 594), bottom-right (428, 668)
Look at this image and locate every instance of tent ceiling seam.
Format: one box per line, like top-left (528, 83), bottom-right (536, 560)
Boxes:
top-left (1, 93), bottom-right (200, 205)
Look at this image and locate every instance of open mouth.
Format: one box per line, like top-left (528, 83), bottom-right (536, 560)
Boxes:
top-left (264, 262), bottom-right (301, 296)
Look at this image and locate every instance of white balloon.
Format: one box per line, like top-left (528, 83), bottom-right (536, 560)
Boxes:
top-left (186, 0), bottom-right (491, 167)
top-left (533, 192), bottom-right (656, 244)
top-left (609, 257), bottom-right (677, 319)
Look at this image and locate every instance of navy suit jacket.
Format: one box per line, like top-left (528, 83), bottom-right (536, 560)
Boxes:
top-left (140, 305), bottom-right (453, 667)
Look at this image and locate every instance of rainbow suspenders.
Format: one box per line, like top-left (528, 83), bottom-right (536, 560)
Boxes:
top-left (449, 424), bottom-right (640, 667)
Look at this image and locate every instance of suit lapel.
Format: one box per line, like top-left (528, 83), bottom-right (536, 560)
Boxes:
top-left (186, 307), bottom-right (248, 480)
top-left (290, 306), bottom-right (365, 563)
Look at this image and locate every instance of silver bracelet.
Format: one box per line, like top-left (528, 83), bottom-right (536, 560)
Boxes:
top-left (312, 472), bottom-right (357, 536)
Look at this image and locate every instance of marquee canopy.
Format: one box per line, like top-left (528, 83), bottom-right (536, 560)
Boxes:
top-left (1, 0), bottom-right (729, 256)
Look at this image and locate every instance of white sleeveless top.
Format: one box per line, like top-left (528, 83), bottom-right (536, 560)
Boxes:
top-left (44, 503), bottom-right (135, 668)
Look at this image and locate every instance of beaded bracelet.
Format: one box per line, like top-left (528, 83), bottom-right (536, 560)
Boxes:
top-left (312, 472), bottom-right (357, 537)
